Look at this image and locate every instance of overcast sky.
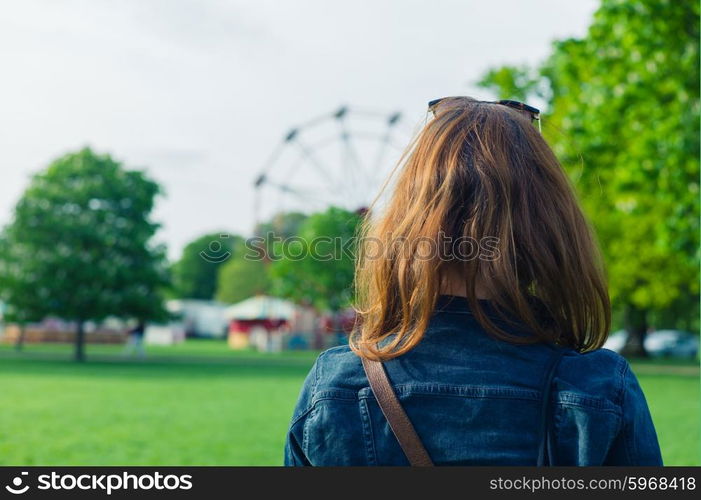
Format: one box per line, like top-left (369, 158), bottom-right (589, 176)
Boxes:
top-left (0, 0), bottom-right (598, 259)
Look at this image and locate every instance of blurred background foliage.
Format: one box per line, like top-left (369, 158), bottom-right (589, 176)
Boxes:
top-left (479, 0), bottom-right (700, 354)
top-left (170, 232), bottom-right (243, 300)
top-left (268, 207), bottom-right (361, 312)
top-left (0, 148), bottom-right (169, 361)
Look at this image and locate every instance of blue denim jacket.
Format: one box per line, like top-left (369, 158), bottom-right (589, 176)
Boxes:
top-left (284, 296), bottom-right (662, 466)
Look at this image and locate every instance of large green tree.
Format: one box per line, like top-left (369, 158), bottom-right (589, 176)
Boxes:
top-left (479, 0), bottom-right (700, 355)
top-left (0, 148), bottom-right (169, 361)
top-left (171, 232), bottom-right (243, 299)
top-left (268, 206), bottom-right (361, 312)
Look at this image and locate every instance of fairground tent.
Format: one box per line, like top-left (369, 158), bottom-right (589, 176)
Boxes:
top-left (224, 295), bottom-right (297, 321)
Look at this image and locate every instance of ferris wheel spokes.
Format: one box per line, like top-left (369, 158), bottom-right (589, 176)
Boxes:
top-left (253, 105), bottom-right (405, 228)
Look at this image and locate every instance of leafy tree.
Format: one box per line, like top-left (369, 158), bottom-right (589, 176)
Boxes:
top-left (477, 65), bottom-right (543, 102)
top-left (0, 233), bottom-right (47, 350)
top-left (479, 0), bottom-right (700, 355)
top-left (215, 256), bottom-right (270, 304)
top-left (268, 207), bottom-right (361, 312)
top-left (213, 211), bottom-right (309, 305)
top-left (0, 148), bottom-right (169, 361)
top-left (171, 232), bottom-right (243, 299)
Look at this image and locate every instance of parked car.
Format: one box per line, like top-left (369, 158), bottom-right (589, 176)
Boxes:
top-left (644, 330), bottom-right (699, 359)
top-left (603, 329), bottom-right (628, 353)
top-left (603, 329), bottom-right (699, 359)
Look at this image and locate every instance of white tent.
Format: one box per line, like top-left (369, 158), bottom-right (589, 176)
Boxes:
top-left (224, 295), bottom-right (297, 321)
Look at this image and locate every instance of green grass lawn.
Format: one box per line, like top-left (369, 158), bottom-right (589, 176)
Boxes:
top-left (0, 340), bottom-right (698, 465)
top-left (626, 359), bottom-right (700, 465)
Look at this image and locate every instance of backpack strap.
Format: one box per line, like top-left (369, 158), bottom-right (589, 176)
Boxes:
top-left (536, 349), bottom-right (565, 466)
top-left (361, 357), bottom-right (434, 466)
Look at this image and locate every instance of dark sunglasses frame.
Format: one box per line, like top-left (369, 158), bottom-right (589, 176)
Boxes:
top-left (428, 97), bottom-right (541, 124)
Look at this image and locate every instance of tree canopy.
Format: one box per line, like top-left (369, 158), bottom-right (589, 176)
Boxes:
top-left (478, 0), bottom-right (700, 352)
top-left (268, 207), bottom-right (361, 312)
top-left (0, 148), bottom-right (169, 360)
top-left (216, 256), bottom-right (270, 304)
top-left (171, 232), bottom-right (243, 300)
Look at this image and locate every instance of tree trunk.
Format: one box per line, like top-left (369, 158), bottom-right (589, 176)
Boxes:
top-left (620, 304), bottom-right (648, 358)
top-left (15, 323), bottom-right (26, 352)
top-left (75, 320), bottom-right (86, 362)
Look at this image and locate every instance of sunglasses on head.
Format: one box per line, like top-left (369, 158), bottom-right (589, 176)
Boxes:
top-left (428, 97), bottom-right (541, 130)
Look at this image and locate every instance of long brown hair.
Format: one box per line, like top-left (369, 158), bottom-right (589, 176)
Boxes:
top-left (350, 97), bottom-right (610, 360)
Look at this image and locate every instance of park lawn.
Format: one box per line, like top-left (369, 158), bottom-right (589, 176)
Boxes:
top-left (0, 342), bottom-right (317, 466)
top-left (629, 361), bottom-right (700, 466)
top-left (0, 341), bottom-right (698, 465)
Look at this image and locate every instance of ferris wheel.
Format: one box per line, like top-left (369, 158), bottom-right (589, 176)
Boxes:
top-left (253, 105), bottom-right (409, 227)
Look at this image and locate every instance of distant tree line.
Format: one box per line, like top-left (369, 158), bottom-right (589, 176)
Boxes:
top-left (171, 207), bottom-right (361, 312)
top-left (0, 147), bottom-right (360, 363)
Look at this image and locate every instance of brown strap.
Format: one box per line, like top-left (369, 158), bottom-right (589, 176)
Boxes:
top-left (361, 357), bottom-right (434, 466)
